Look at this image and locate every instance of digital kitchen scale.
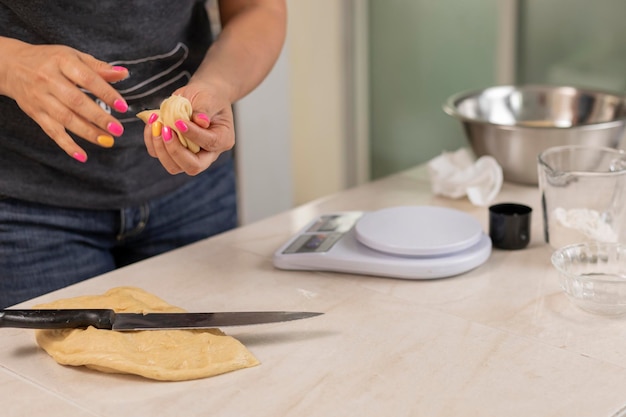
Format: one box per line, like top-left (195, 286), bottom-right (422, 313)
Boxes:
top-left (273, 206), bottom-right (492, 279)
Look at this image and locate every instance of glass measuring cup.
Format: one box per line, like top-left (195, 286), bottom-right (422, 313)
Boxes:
top-left (538, 145), bottom-right (626, 248)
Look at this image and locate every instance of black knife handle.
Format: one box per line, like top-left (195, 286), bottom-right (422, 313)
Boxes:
top-left (0, 309), bottom-right (115, 329)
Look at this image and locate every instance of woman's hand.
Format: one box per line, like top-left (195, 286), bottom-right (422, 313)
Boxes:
top-left (141, 0), bottom-right (286, 176)
top-left (0, 37), bottom-right (129, 162)
top-left (142, 83), bottom-right (235, 176)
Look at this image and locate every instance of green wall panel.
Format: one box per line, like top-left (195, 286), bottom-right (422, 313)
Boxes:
top-left (368, 0), bottom-right (500, 179)
top-left (518, 0), bottom-right (626, 91)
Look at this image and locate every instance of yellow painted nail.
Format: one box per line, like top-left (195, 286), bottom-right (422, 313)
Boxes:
top-left (152, 121), bottom-right (163, 137)
top-left (96, 134), bottom-right (115, 148)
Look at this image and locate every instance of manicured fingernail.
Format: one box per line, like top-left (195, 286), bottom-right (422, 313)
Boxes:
top-left (197, 113), bottom-right (210, 123)
top-left (72, 152), bottom-right (87, 163)
top-left (107, 121), bottom-right (124, 136)
top-left (174, 120), bottom-right (188, 132)
top-left (162, 126), bottom-right (173, 142)
top-left (113, 99), bottom-right (128, 113)
top-left (97, 135), bottom-right (115, 148)
top-left (148, 113), bottom-right (159, 124)
top-left (152, 121), bottom-right (162, 137)
top-left (112, 66), bottom-right (128, 72)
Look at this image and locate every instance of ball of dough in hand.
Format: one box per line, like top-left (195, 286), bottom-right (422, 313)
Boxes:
top-left (137, 95), bottom-right (200, 153)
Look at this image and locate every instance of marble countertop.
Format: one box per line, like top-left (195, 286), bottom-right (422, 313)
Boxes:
top-left (2, 165), bottom-right (626, 417)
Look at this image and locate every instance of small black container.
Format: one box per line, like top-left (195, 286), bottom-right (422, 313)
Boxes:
top-left (489, 203), bottom-right (532, 250)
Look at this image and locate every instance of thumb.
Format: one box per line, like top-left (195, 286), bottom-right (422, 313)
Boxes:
top-left (192, 112), bottom-right (211, 129)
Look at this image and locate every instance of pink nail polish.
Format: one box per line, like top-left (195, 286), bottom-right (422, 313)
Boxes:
top-left (174, 120), bottom-right (188, 132)
top-left (112, 66), bottom-right (128, 72)
top-left (197, 113), bottom-right (210, 123)
top-left (148, 113), bottom-right (159, 124)
top-left (107, 122), bottom-right (124, 136)
top-left (162, 126), bottom-right (173, 142)
top-left (72, 152), bottom-right (87, 163)
top-left (113, 99), bottom-right (128, 113)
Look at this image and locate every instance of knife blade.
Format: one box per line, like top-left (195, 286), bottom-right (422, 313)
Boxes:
top-left (0, 309), bottom-right (323, 331)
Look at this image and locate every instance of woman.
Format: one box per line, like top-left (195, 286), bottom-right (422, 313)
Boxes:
top-left (0, 0), bottom-right (287, 307)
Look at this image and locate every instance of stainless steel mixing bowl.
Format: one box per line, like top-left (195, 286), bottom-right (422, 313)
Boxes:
top-left (443, 85), bottom-right (626, 184)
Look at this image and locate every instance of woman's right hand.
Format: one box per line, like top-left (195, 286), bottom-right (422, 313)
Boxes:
top-left (0, 37), bottom-right (129, 162)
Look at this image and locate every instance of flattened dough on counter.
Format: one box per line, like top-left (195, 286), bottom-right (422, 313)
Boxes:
top-left (34, 287), bottom-right (259, 381)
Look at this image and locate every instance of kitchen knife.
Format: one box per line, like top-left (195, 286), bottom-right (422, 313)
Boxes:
top-left (0, 309), bottom-right (323, 331)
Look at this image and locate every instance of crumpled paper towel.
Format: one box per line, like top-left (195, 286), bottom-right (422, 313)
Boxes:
top-left (427, 148), bottom-right (503, 206)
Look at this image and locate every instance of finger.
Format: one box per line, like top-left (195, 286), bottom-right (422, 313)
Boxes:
top-left (40, 90), bottom-right (121, 148)
top-left (163, 126), bottom-right (223, 176)
top-left (99, 65), bottom-right (130, 84)
top-left (58, 57), bottom-right (129, 121)
top-left (191, 112), bottom-right (211, 129)
top-left (19, 89), bottom-right (116, 150)
top-left (36, 112), bottom-right (88, 163)
top-left (47, 75), bottom-right (126, 141)
top-left (80, 52), bottom-right (126, 75)
top-left (61, 57), bottom-right (127, 110)
top-left (71, 54), bottom-right (130, 108)
top-left (154, 126), bottom-right (185, 174)
top-left (143, 123), bottom-right (157, 158)
top-left (195, 150), bottom-right (221, 169)
top-left (179, 120), bottom-right (233, 153)
top-left (143, 117), bottom-right (162, 158)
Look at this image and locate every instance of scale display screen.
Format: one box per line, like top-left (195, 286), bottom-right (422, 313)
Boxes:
top-left (281, 213), bottom-right (362, 254)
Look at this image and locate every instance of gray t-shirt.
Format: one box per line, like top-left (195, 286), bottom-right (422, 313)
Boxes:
top-left (0, 0), bottom-right (229, 209)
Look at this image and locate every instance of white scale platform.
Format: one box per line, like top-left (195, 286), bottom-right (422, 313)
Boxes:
top-left (273, 206), bottom-right (492, 279)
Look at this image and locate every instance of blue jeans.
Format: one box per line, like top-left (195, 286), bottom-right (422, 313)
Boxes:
top-left (0, 160), bottom-right (237, 308)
